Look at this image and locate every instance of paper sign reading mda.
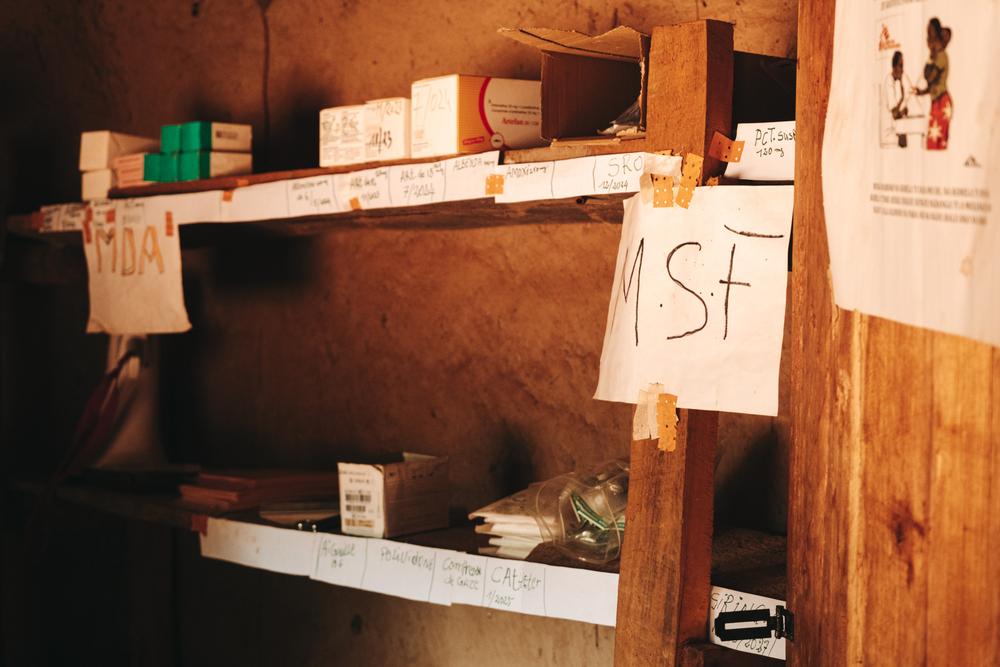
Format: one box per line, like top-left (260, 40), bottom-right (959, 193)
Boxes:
top-left (84, 199), bottom-right (191, 334)
top-left (595, 186), bottom-right (793, 416)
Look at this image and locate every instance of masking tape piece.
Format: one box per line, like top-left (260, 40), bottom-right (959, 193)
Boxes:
top-left (30, 211), bottom-right (44, 230)
top-left (105, 208), bottom-right (116, 223)
top-left (165, 211), bottom-right (175, 236)
top-left (655, 393), bottom-right (678, 452)
top-left (222, 190), bottom-right (234, 202)
top-left (706, 176), bottom-right (720, 187)
top-left (651, 174), bottom-right (674, 208)
top-left (235, 178), bottom-right (251, 188)
top-left (708, 131), bottom-right (745, 163)
top-left (485, 173), bottom-right (505, 196)
top-left (676, 153), bottom-right (704, 209)
top-left (349, 197), bottom-right (362, 211)
top-left (675, 186), bottom-right (694, 209)
top-left (633, 384), bottom-right (664, 441)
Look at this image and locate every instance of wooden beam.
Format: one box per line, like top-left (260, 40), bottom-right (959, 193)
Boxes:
top-left (645, 20), bottom-right (734, 179)
top-left (615, 409), bottom-right (718, 666)
top-left (791, 1), bottom-right (1000, 665)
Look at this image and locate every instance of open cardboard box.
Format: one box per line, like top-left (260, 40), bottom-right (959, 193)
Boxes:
top-left (499, 26), bottom-right (650, 141)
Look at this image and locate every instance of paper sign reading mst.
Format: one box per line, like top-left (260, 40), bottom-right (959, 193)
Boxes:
top-left (595, 186), bottom-right (793, 416)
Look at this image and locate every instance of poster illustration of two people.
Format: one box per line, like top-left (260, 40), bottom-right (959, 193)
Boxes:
top-left (880, 17), bottom-right (952, 150)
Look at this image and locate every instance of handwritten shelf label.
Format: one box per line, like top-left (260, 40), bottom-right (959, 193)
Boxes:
top-left (335, 167), bottom-right (392, 210)
top-left (493, 162), bottom-right (555, 203)
top-left (709, 586), bottom-right (787, 660)
top-left (430, 553), bottom-right (488, 606)
top-left (724, 121), bottom-right (795, 181)
top-left (443, 151), bottom-right (499, 201)
top-left (287, 176), bottom-right (340, 217)
top-left (199, 518), bottom-right (317, 576)
top-left (310, 534), bottom-right (368, 588)
top-left (389, 161), bottom-right (446, 207)
top-left (360, 540), bottom-right (439, 603)
top-left (482, 558), bottom-right (546, 616)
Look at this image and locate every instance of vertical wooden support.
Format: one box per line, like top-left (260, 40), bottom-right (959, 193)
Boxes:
top-left (615, 410), bottom-right (718, 666)
top-left (791, 1), bottom-right (1000, 665)
top-left (614, 20), bottom-right (732, 667)
top-left (645, 20), bottom-right (734, 179)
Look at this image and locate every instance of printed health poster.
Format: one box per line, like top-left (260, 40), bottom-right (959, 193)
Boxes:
top-left (823, 2), bottom-right (1000, 346)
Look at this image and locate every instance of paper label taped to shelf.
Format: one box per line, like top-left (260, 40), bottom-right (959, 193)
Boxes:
top-left (493, 152), bottom-right (649, 203)
top-left (83, 199), bottom-right (192, 335)
top-left (429, 552), bottom-right (488, 606)
top-left (200, 518), bottom-right (317, 576)
top-left (286, 175), bottom-right (340, 217)
top-left (724, 121), bottom-right (794, 181)
top-left (709, 586), bottom-right (787, 660)
top-left (311, 533), bottom-right (368, 588)
top-left (360, 539), bottom-right (443, 604)
top-left (482, 558), bottom-right (547, 616)
top-left (595, 186), bottom-right (793, 416)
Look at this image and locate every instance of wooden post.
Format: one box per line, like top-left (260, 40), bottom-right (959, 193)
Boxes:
top-left (645, 20), bottom-right (734, 178)
top-left (615, 409), bottom-right (718, 666)
top-left (614, 20), bottom-right (732, 667)
top-left (791, 1), bottom-right (1000, 665)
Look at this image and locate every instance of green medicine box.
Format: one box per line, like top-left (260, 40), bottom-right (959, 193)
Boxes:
top-left (160, 124), bottom-right (182, 154)
top-left (143, 153), bottom-right (179, 182)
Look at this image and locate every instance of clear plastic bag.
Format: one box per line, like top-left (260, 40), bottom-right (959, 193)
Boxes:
top-left (528, 459), bottom-right (629, 564)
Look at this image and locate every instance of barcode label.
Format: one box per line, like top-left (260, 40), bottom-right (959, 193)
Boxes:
top-left (345, 493), bottom-right (372, 503)
top-left (344, 518), bottom-right (374, 528)
top-left (338, 462), bottom-right (386, 538)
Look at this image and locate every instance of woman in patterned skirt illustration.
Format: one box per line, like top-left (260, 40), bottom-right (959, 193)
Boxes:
top-left (912, 18), bottom-right (953, 150)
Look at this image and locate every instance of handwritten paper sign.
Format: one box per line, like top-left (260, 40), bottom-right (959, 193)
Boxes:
top-left (724, 122), bottom-right (795, 181)
top-left (83, 199), bottom-right (191, 334)
top-left (482, 558), bottom-right (546, 616)
top-left (199, 518), bottom-right (317, 576)
top-left (360, 540), bottom-right (440, 603)
top-left (429, 552), bottom-right (487, 606)
top-left (389, 161), bottom-right (446, 206)
top-left (497, 153), bottom-right (647, 203)
top-left (310, 533), bottom-right (368, 587)
top-left (286, 176), bottom-right (341, 217)
top-left (335, 167), bottom-right (392, 210)
top-left (595, 186), bottom-right (793, 416)
top-left (709, 586), bottom-right (787, 660)
top-left (443, 151), bottom-right (500, 201)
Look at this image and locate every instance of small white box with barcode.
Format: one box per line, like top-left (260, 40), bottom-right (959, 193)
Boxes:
top-left (338, 453), bottom-right (449, 538)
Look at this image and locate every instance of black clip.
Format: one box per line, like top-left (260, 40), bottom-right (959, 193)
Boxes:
top-left (715, 605), bottom-right (794, 643)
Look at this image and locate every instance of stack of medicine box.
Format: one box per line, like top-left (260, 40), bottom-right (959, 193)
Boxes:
top-left (319, 98), bottom-right (411, 167)
top-left (144, 122), bottom-right (253, 183)
top-left (79, 131), bottom-right (159, 200)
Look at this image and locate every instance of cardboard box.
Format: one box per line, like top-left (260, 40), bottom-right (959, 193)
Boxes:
top-left (178, 151), bottom-right (252, 181)
top-left (338, 453), bottom-right (449, 538)
top-left (180, 121), bottom-right (253, 152)
top-left (81, 168), bottom-right (115, 200)
top-left (410, 75), bottom-right (544, 158)
top-left (79, 131), bottom-right (159, 171)
top-left (498, 26), bottom-right (650, 140)
top-left (318, 105), bottom-right (366, 167)
top-left (364, 97), bottom-right (410, 162)
top-left (112, 153), bottom-right (152, 189)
